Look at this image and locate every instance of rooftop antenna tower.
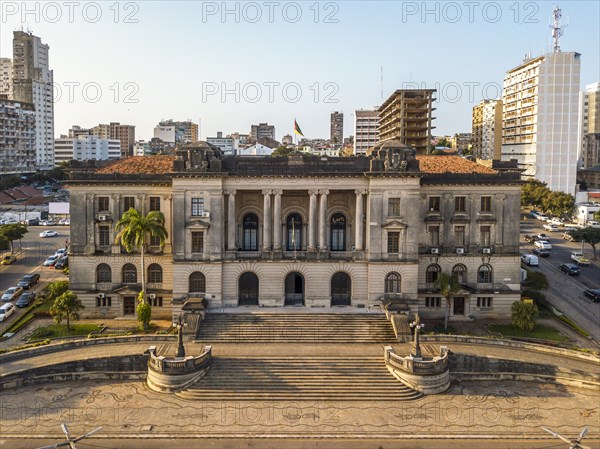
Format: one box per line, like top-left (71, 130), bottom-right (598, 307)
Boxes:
top-left (550, 5), bottom-right (567, 52)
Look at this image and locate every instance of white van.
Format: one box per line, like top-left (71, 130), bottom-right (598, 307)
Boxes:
top-left (0, 303), bottom-right (15, 322)
top-left (521, 254), bottom-right (539, 266)
top-left (587, 221), bottom-right (600, 229)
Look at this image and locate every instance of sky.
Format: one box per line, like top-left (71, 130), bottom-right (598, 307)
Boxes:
top-left (1, 1), bottom-right (599, 142)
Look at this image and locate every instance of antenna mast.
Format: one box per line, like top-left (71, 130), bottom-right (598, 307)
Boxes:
top-left (550, 6), bottom-right (567, 52)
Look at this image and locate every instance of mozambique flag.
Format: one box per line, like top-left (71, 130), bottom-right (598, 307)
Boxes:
top-left (294, 119), bottom-right (304, 137)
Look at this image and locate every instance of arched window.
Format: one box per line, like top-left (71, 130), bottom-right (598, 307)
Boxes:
top-left (122, 263), bottom-right (137, 284)
top-left (286, 213), bottom-right (302, 251)
top-left (96, 263), bottom-right (112, 283)
top-left (452, 264), bottom-right (467, 284)
top-left (426, 264), bottom-right (441, 283)
top-left (477, 264), bottom-right (493, 283)
top-left (330, 213), bottom-right (346, 251)
top-left (385, 272), bottom-right (402, 293)
top-left (148, 263), bottom-right (163, 283)
top-left (189, 272), bottom-right (206, 293)
top-left (243, 213), bottom-right (258, 251)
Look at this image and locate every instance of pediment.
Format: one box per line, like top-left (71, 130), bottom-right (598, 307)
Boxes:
top-left (383, 220), bottom-right (408, 229)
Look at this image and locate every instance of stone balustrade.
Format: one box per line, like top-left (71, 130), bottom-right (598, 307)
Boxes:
top-left (383, 345), bottom-right (450, 394)
top-left (146, 345), bottom-right (212, 393)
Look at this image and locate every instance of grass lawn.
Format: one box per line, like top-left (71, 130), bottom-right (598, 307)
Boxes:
top-left (29, 323), bottom-right (103, 341)
top-left (488, 324), bottom-right (570, 342)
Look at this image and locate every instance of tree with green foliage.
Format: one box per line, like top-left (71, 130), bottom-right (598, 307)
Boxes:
top-left (0, 234), bottom-right (9, 252)
top-left (271, 146), bottom-right (303, 157)
top-left (511, 301), bottom-right (539, 332)
top-left (436, 138), bottom-right (452, 148)
top-left (115, 208), bottom-right (168, 302)
top-left (435, 272), bottom-right (461, 330)
top-left (50, 291), bottom-right (84, 331)
top-left (521, 180), bottom-right (574, 217)
top-left (569, 227), bottom-right (600, 259)
top-left (594, 210), bottom-right (600, 221)
top-left (524, 271), bottom-right (549, 291)
top-left (0, 223), bottom-right (28, 253)
top-left (136, 291), bottom-right (152, 331)
top-left (46, 280), bottom-right (69, 301)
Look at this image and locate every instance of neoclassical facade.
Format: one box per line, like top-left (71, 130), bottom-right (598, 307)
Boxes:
top-left (68, 141), bottom-right (522, 320)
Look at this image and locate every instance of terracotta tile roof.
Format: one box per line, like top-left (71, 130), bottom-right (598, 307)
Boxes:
top-left (15, 185), bottom-right (43, 197)
top-left (96, 156), bottom-right (174, 174)
top-left (0, 192), bottom-right (15, 205)
top-left (416, 155), bottom-right (497, 174)
top-left (5, 188), bottom-right (27, 200)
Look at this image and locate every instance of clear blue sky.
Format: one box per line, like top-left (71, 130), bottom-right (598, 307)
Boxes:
top-left (1, 1), bottom-right (598, 141)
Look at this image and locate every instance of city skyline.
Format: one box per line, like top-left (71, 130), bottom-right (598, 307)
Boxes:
top-left (1, 1), bottom-right (599, 141)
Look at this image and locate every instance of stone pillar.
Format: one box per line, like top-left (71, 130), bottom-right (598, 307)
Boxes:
top-left (110, 193), bottom-right (120, 253)
top-left (262, 190), bottom-right (272, 251)
top-left (355, 189), bottom-right (365, 251)
top-left (495, 194), bottom-right (505, 246)
top-left (137, 193), bottom-right (147, 214)
top-left (85, 193), bottom-right (96, 253)
top-left (273, 190), bottom-right (282, 250)
top-left (226, 190), bottom-right (236, 250)
top-left (308, 189), bottom-right (318, 251)
top-left (318, 189), bottom-right (329, 250)
top-left (162, 194), bottom-right (173, 252)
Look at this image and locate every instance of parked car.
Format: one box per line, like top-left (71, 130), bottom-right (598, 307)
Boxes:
top-left (1, 286), bottom-right (23, 302)
top-left (535, 233), bottom-right (549, 241)
top-left (543, 223), bottom-right (559, 232)
top-left (534, 240), bottom-right (552, 250)
top-left (16, 273), bottom-right (40, 289)
top-left (571, 252), bottom-right (591, 266)
top-left (549, 218), bottom-right (564, 226)
top-left (532, 248), bottom-right (550, 257)
top-left (587, 220), bottom-right (600, 229)
top-left (521, 254), bottom-right (539, 266)
top-left (1, 254), bottom-right (16, 265)
top-left (39, 230), bottom-right (59, 238)
top-left (0, 303), bottom-right (15, 321)
top-left (54, 248), bottom-right (67, 258)
top-left (559, 263), bottom-right (580, 276)
top-left (583, 289), bottom-right (600, 303)
top-left (63, 219), bottom-right (70, 226)
top-left (54, 256), bottom-right (68, 269)
top-left (43, 255), bottom-right (59, 266)
top-left (562, 232), bottom-right (577, 242)
top-left (16, 291), bottom-right (36, 307)
top-left (564, 226), bottom-right (578, 232)
top-left (536, 213), bottom-right (550, 221)
top-left (524, 234), bottom-right (538, 243)
top-left (529, 210), bottom-right (540, 218)
top-left (40, 220), bottom-right (56, 226)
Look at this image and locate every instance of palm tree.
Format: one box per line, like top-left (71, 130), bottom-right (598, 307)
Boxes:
top-left (50, 291), bottom-right (84, 332)
top-left (511, 301), bottom-right (539, 332)
top-left (114, 208), bottom-right (168, 301)
top-left (435, 272), bottom-right (460, 330)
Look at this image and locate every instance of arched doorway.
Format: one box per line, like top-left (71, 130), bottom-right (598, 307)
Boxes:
top-left (284, 272), bottom-right (304, 306)
top-left (331, 272), bottom-right (351, 306)
top-left (239, 272), bottom-right (259, 306)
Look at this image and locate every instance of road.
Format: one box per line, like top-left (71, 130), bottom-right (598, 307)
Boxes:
top-left (520, 219), bottom-right (600, 343)
top-left (0, 226), bottom-right (69, 335)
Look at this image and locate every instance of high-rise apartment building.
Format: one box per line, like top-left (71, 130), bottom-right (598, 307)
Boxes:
top-left (11, 31), bottom-right (54, 169)
top-left (578, 82), bottom-right (600, 169)
top-left (330, 111), bottom-right (344, 145)
top-left (54, 135), bottom-right (121, 166)
top-left (472, 99), bottom-right (503, 160)
top-left (500, 52), bottom-right (581, 193)
top-left (250, 123), bottom-right (275, 143)
top-left (92, 122), bottom-right (135, 157)
top-left (207, 132), bottom-right (235, 155)
top-left (0, 58), bottom-right (12, 98)
top-left (354, 109), bottom-right (379, 155)
top-left (0, 99), bottom-right (36, 173)
top-left (378, 90), bottom-right (436, 154)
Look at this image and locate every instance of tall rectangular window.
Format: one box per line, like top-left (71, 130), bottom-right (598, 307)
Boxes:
top-left (150, 235), bottom-right (162, 247)
top-left (429, 226), bottom-right (440, 247)
top-left (480, 226), bottom-right (491, 246)
top-left (98, 196), bottom-right (109, 212)
top-left (191, 198), bottom-right (205, 216)
top-left (123, 196), bottom-right (135, 211)
top-left (429, 196), bottom-right (440, 212)
top-left (192, 231), bottom-right (204, 253)
top-left (99, 226), bottom-right (110, 247)
top-left (387, 231), bottom-right (400, 253)
top-left (388, 198), bottom-right (401, 217)
top-left (481, 196), bottom-right (492, 212)
top-left (455, 226), bottom-right (465, 246)
top-left (455, 196), bottom-right (466, 212)
top-left (149, 196), bottom-right (160, 211)
top-left (425, 297), bottom-right (441, 308)
top-left (477, 297), bottom-right (493, 308)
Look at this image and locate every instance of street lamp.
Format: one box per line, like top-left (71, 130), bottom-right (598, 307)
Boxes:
top-left (173, 314), bottom-right (188, 358)
top-left (409, 314), bottom-right (425, 359)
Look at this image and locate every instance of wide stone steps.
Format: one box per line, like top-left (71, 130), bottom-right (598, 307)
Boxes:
top-left (196, 313), bottom-right (396, 343)
top-left (176, 356), bottom-right (422, 401)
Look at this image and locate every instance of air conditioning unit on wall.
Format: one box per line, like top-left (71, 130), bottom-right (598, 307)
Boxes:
top-left (430, 247), bottom-right (439, 254)
top-left (148, 294), bottom-right (156, 299)
top-left (482, 248), bottom-right (492, 254)
top-left (98, 293), bottom-right (105, 299)
top-left (200, 211), bottom-right (210, 218)
top-left (456, 248), bottom-right (465, 254)
top-left (97, 215), bottom-right (108, 221)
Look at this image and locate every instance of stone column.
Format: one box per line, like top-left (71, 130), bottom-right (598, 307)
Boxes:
top-left (110, 193), bottom-right (120, 253)
top-left (308, 189), bottom-right (318, 250)
top-left (226, 190), bottom-right (236, 250)
top-left (262, 190), bottom-right (272, 251)
top-left (85, 193), bottom-right (96, 253)
top-left (273, 190), bottom-right (282, 250)
top-left (495, 194), bottom-right (505, 246)
top-left (162, 194), bottom-right (173, 252)
top-left (318, 189), bottom-right (329, 250)
top-left (355, 189), bottom-right (366, 251)
top-left (137, 193), bottom-right (147, 214)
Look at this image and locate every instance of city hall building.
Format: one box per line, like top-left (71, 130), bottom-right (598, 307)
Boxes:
top-left (68, 140), bottom-right (522, 321)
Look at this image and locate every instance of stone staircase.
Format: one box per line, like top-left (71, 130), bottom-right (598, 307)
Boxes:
top-left (176, 355), bottom-right (423, 401)
top-left (195, 313), bottom-right (396, 343)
